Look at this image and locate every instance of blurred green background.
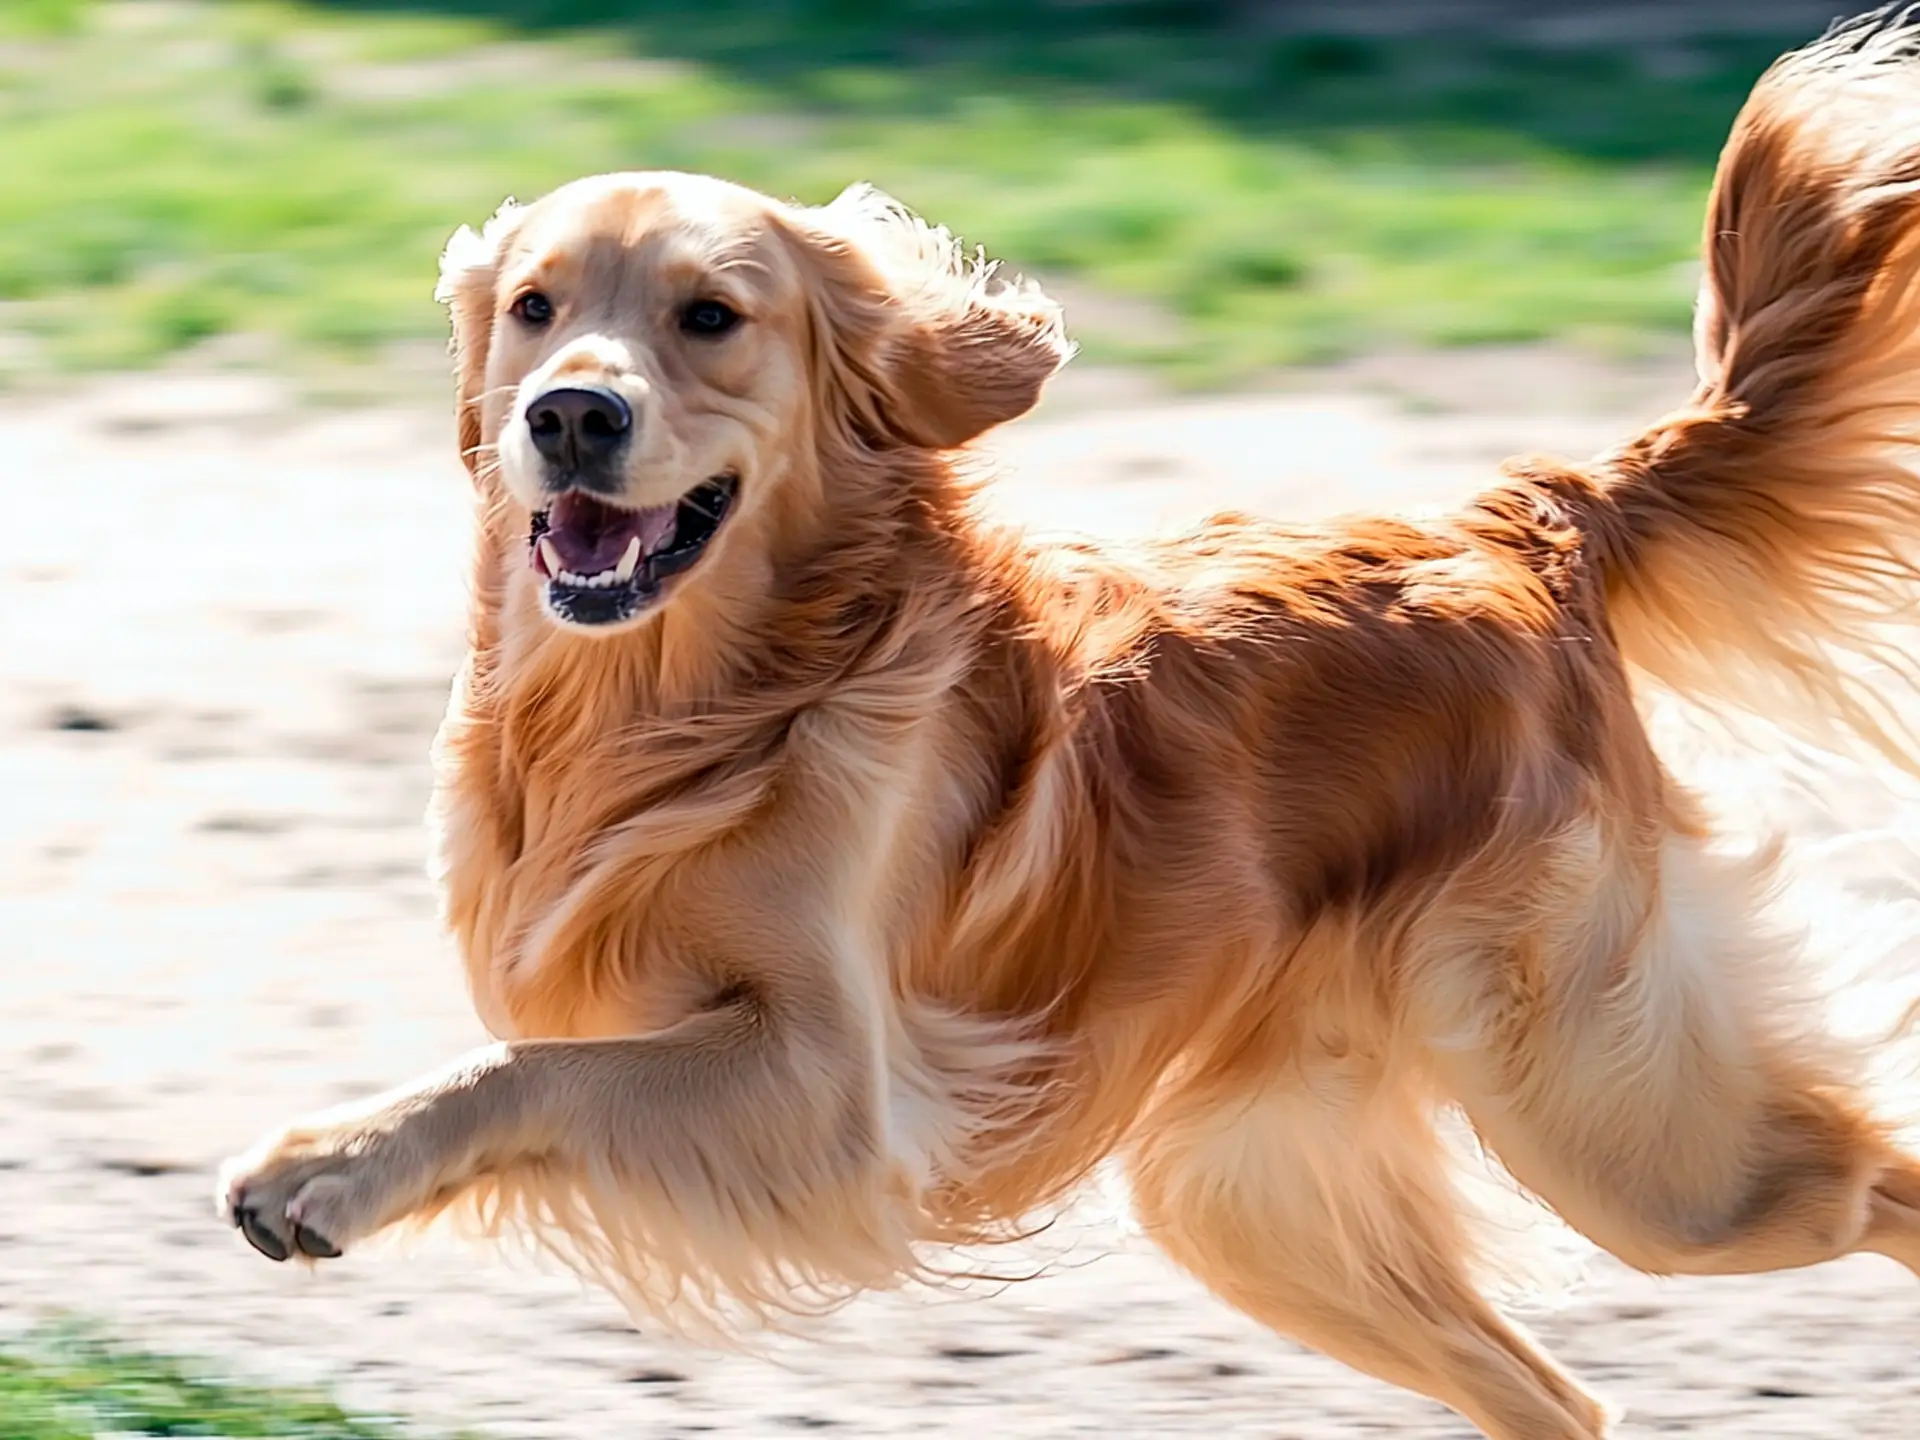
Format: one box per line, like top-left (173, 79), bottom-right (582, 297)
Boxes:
top-left (0, 2), bottom-right (1860, 1433)
top-left (0, 0), bottom-right (1840, 388)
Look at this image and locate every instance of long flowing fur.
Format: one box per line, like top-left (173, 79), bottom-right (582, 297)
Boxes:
top-left (221, 17), bottom-right (1920, 1437)
top-left (1513, 8), bottom-right (1920, 769)
top-left (424, 4), bottom-right (1920, 1366)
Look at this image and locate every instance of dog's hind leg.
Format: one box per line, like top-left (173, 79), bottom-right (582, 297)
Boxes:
top-left (1430, 826), bottom-right (1920, 1283)
top-left (1127, 1055), bottom-right (1611, 1440)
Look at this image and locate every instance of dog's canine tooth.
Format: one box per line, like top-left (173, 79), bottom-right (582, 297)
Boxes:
top-left (539, 538), bottom-right (564, 578)
top-left (614, 536), bottom-right (643, 583)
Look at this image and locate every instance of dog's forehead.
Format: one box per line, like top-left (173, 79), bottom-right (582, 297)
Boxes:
top-left (516, 173), bottom-right (784, 270)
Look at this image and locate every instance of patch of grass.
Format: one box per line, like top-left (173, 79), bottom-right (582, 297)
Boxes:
top-left (0, 1), bottom-right (1810, 383)
top-left (0, 1329), bottom-right (430, 1439)
top-left (0, 0), bottom-right (88, 38)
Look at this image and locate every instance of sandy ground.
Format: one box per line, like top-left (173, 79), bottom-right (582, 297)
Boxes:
top-left (6, 349), bottom-right (1920, 1438)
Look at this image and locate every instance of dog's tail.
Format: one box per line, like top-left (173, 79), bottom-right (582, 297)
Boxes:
top-left (1530, 9), bottom-right (1920, 768)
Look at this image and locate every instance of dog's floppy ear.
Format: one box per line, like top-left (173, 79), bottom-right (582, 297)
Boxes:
top-left (791, 185), bottom-right (1073, 451)
top-left (435, 198), bottom-right (525, 485)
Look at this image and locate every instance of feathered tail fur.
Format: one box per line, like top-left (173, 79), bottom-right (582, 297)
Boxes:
top-left (1541, 8), bottom-right (1920, 768)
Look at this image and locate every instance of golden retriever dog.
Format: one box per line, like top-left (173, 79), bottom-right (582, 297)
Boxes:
top-left (220, 13), bottom-right (1920, 1436)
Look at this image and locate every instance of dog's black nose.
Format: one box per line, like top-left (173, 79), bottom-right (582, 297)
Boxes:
top-left (526, 386), bottom-right (633, 467)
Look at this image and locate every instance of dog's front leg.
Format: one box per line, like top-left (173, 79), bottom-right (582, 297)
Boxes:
top-left (218, 979), bottom-right (880, 1266)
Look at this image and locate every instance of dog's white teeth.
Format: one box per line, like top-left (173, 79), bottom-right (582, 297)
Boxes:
top-left (543, 535), bottom-right (645, 590)
top-left (550, 562), bottom-right (630, 589)
top-left (614, 536), bottom-right (642, 583)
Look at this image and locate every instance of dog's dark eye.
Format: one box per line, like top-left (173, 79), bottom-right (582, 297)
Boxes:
top-left (511, 291), bottom-right (555, 327)
top-left (679, 299), bottom-right (741, 337)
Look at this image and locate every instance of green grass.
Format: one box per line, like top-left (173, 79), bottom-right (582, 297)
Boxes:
top-left (0, 1), bottom-right (1817, 384)
top-left (0, 1330), bottom-right (428, 1439)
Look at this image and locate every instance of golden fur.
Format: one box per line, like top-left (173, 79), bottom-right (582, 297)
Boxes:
top-left (221, 13), bottom-right (1920, 1435)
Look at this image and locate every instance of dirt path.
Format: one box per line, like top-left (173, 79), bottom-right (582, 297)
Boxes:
top-left (5, 352), bottom-right (1920, 1437)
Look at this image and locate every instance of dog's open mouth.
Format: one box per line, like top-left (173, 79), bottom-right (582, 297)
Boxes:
top-left (529, 475), bottom-right (738, 626)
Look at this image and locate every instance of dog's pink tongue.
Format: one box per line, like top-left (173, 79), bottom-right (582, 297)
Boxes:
top-left (543, 491), bottom-right (676, 575)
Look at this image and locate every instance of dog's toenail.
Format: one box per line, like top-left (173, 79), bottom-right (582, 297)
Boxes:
top-left (237, 1206), bottom-right (290, 1262)
top-left (293, 1223), bottom-right (341, 1259)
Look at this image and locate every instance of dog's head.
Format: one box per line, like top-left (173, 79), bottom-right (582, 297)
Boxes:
top-left (437, 172), bottom-right (1071, 635)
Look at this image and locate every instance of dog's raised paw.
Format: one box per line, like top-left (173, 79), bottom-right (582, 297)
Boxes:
top-left (217, 1125), bottom-right (407, 1265)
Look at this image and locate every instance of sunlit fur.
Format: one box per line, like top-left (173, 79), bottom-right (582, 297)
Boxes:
top-left (219, 13), bottom-right (1920, 1436)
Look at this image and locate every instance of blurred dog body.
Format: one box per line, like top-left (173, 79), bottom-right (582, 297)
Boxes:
top-left (222, 14), bottom-right (1920, 1436)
